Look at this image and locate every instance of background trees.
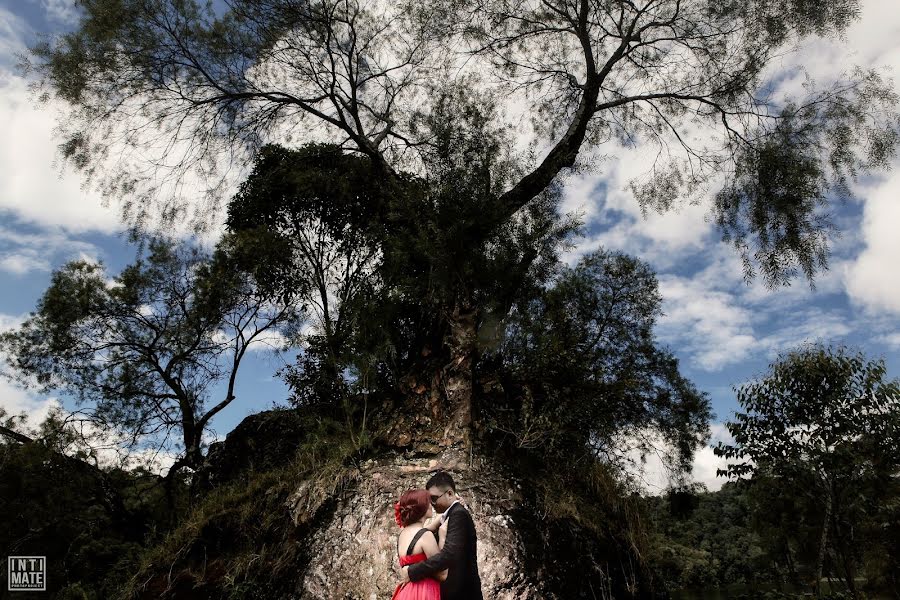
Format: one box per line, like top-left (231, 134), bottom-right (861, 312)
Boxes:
top-left (715, 345), bottom-right (900, 596)
top-left (0, 238), bottom-right (304, 477)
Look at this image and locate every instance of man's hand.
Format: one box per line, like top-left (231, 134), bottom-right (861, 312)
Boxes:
top-left (400, 566), bottom-right (410, 583)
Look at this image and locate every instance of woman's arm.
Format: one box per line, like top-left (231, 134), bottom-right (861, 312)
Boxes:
top-left (424, 514), bottom-right (441, 533)
top-left (418, 531), bottom-right (448, 582)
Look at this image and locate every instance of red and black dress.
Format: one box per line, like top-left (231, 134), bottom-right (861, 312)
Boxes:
top-left (391, 528), bottom-right (441, 600)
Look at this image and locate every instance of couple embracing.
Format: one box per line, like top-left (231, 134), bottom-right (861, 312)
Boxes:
top-left (392, 471), bottom-right (484, 600)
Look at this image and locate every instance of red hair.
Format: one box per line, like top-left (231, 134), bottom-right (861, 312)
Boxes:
top-left (394, 489), bottom-right (430, 527)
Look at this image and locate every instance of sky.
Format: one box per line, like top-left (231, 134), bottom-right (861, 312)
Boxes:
top-left (1, 0), bottom-right (899, 492)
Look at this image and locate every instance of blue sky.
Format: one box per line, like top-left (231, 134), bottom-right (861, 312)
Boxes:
top-left (1, 0), bottom-right (899, 491)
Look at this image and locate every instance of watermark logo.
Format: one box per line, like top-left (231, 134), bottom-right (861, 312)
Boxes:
top-left (7, 556), bottom-right (46, 591)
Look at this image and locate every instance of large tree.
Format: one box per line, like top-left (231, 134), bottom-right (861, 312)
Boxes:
top-left (29, 0), bottom-right (900, 448)
top-left (0, 238), bottom-right (304, 477)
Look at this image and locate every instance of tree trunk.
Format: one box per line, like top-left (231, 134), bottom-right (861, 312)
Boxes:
top-left (834, 530), bottom-right (859, 598)
top-left (441, 301), bottom-right (478, 448)
top-left (785, 541), bottom-right (799, 586)
top-left (163, 422), bottom-right (204, 512)
top-left (816, 484), bottom-right (833, 597)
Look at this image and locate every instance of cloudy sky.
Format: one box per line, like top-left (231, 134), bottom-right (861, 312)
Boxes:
top-left (1, 0), bottom-right (899, 491)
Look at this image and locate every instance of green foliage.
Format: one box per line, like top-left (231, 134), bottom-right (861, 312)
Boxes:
top-left (226, 143), bottom-right (404, 405)
top-left (645, 475), bottom-right (900, 598)
top-left (227, 139), bottom-right (582, 409)
top-left (504, 456), bottom-right (658, 599)
top-left (486, 248), bottom-right (711, 471)
top-left (714, 74), bottom-right (900, 286)
top-left (644, 482), bottom-right (769, 589)
top-left (0, 237), bottom-right (303, 471)
top-left (0, 440), bottom-right (178, 599)
top-left (228, 151), bottom-right (696, 470)
top-left (716, 345), bottom-right (900, 479)
top-left (715, 345), bottom-right (900, 596)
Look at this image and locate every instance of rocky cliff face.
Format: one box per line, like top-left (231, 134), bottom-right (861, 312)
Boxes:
top-left (130, 408), bottom-right (647, 600)
top-left (292, 447), bottom-right (541, 599)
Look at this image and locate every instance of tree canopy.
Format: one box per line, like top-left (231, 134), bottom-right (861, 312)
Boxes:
top-left (487, 248), bottom-right (710, 470)
top-left (30, 0), bottom-right (900, 284)
top-left (715, 345), bottom-right (900, 594)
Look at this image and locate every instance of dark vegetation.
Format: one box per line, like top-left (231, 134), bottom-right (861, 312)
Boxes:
top-left (4, 375), bottom-right (898, 599)
top-left (644, 475), bottom-right (900, 599)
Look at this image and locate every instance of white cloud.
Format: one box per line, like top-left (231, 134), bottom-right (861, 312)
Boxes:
top-left (560, 171), bottom-right (603, 226)
top-left (0, 376), bottom-right (178, 474)
top-left (846, 0), bottom-right (900, 68)
top-left (0, 378), bottom-right (59, 426)
top-left (656, 275), bottom-right (758, 370)
top-left (655, 250), bottom-right (860, 372)
top-left (0, 48), bottom-right (230, 243)
top-left (688, 424), bottom-right (741, 492)
top-left (0, 250), bottom-right (50, 275)
top-left (40, 0), bottom-right (80, 25)
top-left (689, 446), bottom-right (731, 492)
top-left (562, 0), bottom-right (900, 297)
top-left (248, 329), bottom-right (289, 353)
top-left (0, 223), bottom-right (102, 275)
top-left (0, 313), bottom-right (25, 332)
top-left (844, 167), bottom-right (900, 315)
top-left (570, 146), bottom-right (715, 265)
top-left (0, 7), bottom-right (26, 65)
top-left (0, 72), bottom-right (121, 233)
top-left (754, 309), bottom-right (853, 358)
top-left (620, 424), bottom-right (736, 494)
top-left (876, 332), bottom-right (900, 350)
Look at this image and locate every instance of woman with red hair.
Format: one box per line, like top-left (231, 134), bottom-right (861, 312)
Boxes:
top-left (391, 489), bottom-right (446, 600)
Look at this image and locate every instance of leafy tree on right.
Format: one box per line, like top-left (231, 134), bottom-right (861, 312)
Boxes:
top-left (715, 344), bottom-right (900, 597)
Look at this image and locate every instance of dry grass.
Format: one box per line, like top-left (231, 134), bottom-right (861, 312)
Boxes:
top-left (121, 414), bottom-right (368, 600)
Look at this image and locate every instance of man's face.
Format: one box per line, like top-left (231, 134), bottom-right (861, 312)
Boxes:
top-left (428, 485), bottom-right (454, 513)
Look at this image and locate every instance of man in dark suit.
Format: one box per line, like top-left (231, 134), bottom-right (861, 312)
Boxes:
top-left (401, 471), bottom-right (484, 599)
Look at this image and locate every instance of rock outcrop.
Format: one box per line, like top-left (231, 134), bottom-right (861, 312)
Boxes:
top-left (293, 447), bottom-right (543, 599)
top-left (130, 407), bottom-right (649, 599)
top-left (195, 409), bottom-right (311, 491)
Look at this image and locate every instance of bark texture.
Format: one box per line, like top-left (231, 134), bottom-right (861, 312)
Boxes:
top-left (442, 303), bottom-right (478, 446)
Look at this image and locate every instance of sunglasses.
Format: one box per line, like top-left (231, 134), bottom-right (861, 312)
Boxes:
top-left (429, 490), bottom-right (450, 504)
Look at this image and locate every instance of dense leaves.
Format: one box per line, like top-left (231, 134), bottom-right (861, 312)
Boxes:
top-left (716, 345), bottom-right (900, 479)
top-left (715, 345), bottom-right (900, 596)
top-left (0, 437), bottom-right (179, 598)
top-left (644, 482), bottom-right (767, 589)
top-left (645, 474), bottom-right (900, 598)
top-left (486, 249), bottom-right (711, 470)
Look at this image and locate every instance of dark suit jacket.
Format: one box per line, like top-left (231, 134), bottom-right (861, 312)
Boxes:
top-left (407, 502), bottom-right (483, 600)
